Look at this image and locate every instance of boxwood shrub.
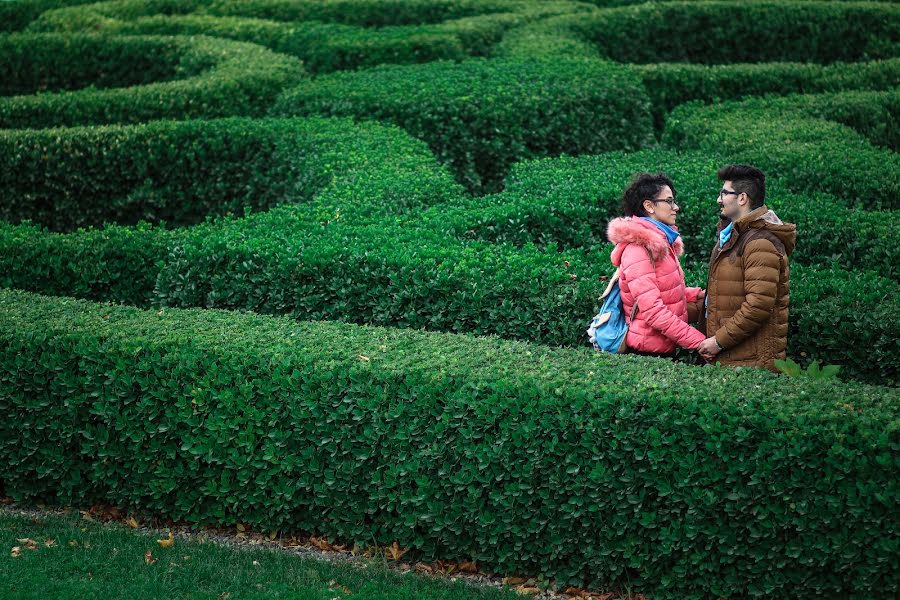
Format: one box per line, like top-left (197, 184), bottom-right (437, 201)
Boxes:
top-left (27, 1), bottom-right (470, 73)
top-left (0, 116), bottom-right (459, 231)
top-left (635, 58), bottom-right (900, 131)
top-left (479, 150), bottom-right (898, 279)
top-left (567, 0), bottom-right (900, 65)
top-left (663, 90), bottom-right (900, 211)
top-left (0, 33), bottom-right (306, 129)
top-left (1, 288), bottom-right (897, 598)
top-left (271, 57), bottom-right (654, 193)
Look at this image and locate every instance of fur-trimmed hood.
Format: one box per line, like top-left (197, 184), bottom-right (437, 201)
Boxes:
top-left (607, 217), bottom-right (684, 266)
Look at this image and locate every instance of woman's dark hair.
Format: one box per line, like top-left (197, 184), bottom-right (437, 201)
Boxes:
top-left (621, 172), bottom-right (676, 217)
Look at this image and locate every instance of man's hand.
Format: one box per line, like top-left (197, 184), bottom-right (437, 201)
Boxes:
top-left (698, 336), bottom-right (721, 361)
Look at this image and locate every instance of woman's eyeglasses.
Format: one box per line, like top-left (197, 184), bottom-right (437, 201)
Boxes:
top-left (651, 197), bottom-right (677, 207)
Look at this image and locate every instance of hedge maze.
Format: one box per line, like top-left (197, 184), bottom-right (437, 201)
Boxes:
top-left (1, 1), bottom-right (898, 598)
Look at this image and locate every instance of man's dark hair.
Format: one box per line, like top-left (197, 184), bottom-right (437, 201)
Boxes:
top-left (621, 172), bottom-right (676, 217)
top-left (717, 164), bottom-right (765, 210)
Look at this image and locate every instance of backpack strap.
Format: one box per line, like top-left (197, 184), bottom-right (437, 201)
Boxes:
top-left (626, 245), bottom-right (655, 322)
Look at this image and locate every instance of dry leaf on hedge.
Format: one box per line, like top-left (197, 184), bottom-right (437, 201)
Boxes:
top-left (44, 539), bottom-right (56, 548)
top-left (144, 549), bottom-right (157, 565)
top-left (503, 576), bottom-right (528, 585)
top-left (10, 546), bottom-right (21, 558)
top-left (157, 532), bottom-right (175, 548)
top-left (125, 516), bottom-right (139, 529)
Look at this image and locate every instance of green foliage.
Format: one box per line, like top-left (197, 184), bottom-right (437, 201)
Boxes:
top-left (0, 33), bottom-right (306, 129)
top-left (635, 58), bottom-right (900, 131)
top-left (0, 117), bottom-right (448, 231)
top-left (568, 1), bottom-right (900, 65)
top-left (272, 57), bottom-right (654, 193)
top-left (774, 358), bottom-right (841, 380)
top-left (1, 289), bottom-right (897, 598)
top-left (663, 89), bottom-right (900, 211)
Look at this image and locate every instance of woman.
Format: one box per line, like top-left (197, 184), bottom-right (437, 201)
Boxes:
top-left (607, 172), bottom-right (706, 358)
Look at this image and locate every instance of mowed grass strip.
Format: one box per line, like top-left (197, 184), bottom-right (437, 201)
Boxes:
top-left (0, 509), bottom-right (522, 600)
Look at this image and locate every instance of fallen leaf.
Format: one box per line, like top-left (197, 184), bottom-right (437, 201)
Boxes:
top-left (157, 532), bottom-right (175, 548)
top-left (80, 511), bottom-right (94, 522)
top-left (68, 540), bottom-right (79, 548)
top-left (328, 580), bottom-right (352, 595)
top-left (144, 549), bottom-right (157, 565)
top-left (268, 530), bottom-right (278, 541)
top-left (236, 523), bottom-right (246, 533)
top-left (415, 562), bottom-right (433, 573)
top-left (125, 516), bottom-right (139, 529)
top-left (458, 560), bottom-right (478, 573)
top-left (16, 538), bottom-right (38, 551)
top-left (44, 539), bottom-right (56, 548)
top-left (10, 546), bottom-right (21, 558)
top-left (503, 576), bottom-right (528, 586)
top-left (516, 586), bottom-right (541, 595)
top-left (387, 541), bottom-right (408, 561)
top-left (358, 355), bottom-right (370, 362)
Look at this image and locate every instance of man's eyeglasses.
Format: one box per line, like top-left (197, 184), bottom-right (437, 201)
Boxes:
top-left (651, 197), bottom-right (677, 207)
top-left (719, 189), bottom-right (740, 199)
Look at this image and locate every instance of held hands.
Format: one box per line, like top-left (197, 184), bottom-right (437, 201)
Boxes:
top-left (698, 336), bottom-right (721, 362)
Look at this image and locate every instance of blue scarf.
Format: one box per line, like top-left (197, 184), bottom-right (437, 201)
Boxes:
top-left (719, 222), bottom-right (735, 247)
top-left (640, 217), bottom-right (680, 245)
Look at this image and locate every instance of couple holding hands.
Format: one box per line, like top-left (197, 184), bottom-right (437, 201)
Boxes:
top-left (607, 164), bottom-right (796, 371)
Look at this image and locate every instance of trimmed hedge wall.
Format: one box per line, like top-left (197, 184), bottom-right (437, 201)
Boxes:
top-left (2, 204), bottom-right (896, 384)
top-left (271, 57), bottom-right (654, 193)
top-left (0, 33), bottom-right (305, 129)
top-left (663, 90), bottom-right (900, 211)
top-left (570, 1), bottom-right (900, 65)
top-left (485, 150), bottom-right (898, 279)
top-left (26, 0), bottom-right (525, 73)
top-left (635, 58), bottom-right (900, 131)
top-left (0, 31), bottom-right (186, 95)
top-left (1, 289), bottom-right (897, 598)
top-left (0, 117), bottom-right (460, 231)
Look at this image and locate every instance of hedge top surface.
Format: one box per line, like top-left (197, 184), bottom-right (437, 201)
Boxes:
top-left (522, 0), bottom-right (900, 65)
top-left (0, 32), bottom-right (306, 128)
top-left (2, 288), bottom-right (897, 413)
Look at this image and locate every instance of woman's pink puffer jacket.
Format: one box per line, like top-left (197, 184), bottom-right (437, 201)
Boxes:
top-left (607, 217), bottom-right (705, 354)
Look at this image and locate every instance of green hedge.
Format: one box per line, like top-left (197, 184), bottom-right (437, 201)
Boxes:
top-left (663, 90), bottom-right (900, 211)
top-left (483, 150), bottom-right (898, 279)
top-left (0, 0), bottom-right (101, 31)
top-left (568, 1), bottom-right (900, 65)
top-left (0, 117), bottom-right (455, 231)
top-left (0, 30), bottom-right (186, 95)
top-left (27, 1), bottom-right (469, 73)
top-left (1, 288), bottom-right (897, 598)
top-left (0, 33), bottom-right (305, 129)
top-left (635, 58), bottom-right (900, 131)
top-left (200, 0), bottom-right (513, 26)
top-left (272, 57), bottom-right (654, 193)
top-left (3, 203), bottom-right (896, 384)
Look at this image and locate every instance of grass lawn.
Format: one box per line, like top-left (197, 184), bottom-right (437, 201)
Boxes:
top-left (0, 509), bottom-right (524, 600)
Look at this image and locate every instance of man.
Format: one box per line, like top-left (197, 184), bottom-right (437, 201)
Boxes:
top-left (697, 165), bottom-right (796, 371)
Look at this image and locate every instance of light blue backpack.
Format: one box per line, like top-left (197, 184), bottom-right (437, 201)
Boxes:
top-left (587, 247), bottom-right (653, 353)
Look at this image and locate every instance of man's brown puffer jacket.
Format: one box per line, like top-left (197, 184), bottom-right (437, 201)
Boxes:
top-left (703, 205), bottom-right (797, 371)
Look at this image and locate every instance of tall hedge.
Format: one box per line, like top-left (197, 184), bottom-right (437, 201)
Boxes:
top-left (663, 90), bottom-right (900, 211)
top-left (0, 33), bottom-right (306, 129)
top-left (271, 57), bottom-right (654, 193)
top-left (570, 0), bottom-right (900, 65)
top-left (1, 289), bottom-right (897, 598)
top-left (0, 117), bottom-right (459, 231)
